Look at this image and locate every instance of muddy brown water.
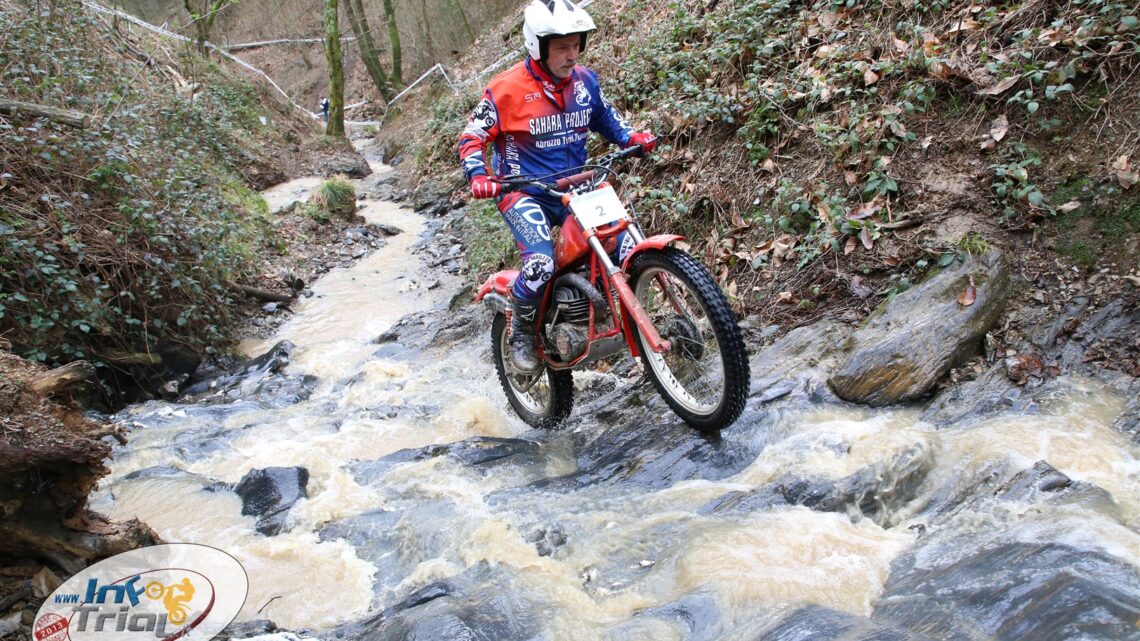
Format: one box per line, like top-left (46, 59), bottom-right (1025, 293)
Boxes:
top-left (90, 165), bottom-right (1140, 639)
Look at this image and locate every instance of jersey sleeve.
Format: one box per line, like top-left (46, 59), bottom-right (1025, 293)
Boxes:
top-left (585, 70), bottom-right (634, 147)
top-left (458, 90), bottom-right (502, 181)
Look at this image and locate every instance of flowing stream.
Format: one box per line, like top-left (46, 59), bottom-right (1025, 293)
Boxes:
top-left (89, 163), bottom-right (1140, 640)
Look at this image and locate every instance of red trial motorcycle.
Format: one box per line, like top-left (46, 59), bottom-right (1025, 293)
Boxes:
top-left (474, 145), bottom-right (750, 433)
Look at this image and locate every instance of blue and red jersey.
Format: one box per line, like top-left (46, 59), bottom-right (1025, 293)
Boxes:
top-left (458, 58), bottom-right (633, 183)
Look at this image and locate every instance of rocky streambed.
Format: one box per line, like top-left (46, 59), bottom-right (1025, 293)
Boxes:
top-left (79, 161), bottom-right (1140, 641)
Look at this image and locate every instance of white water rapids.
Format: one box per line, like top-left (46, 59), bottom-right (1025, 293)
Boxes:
top-left (89, 163), bottom-right (1140, 639)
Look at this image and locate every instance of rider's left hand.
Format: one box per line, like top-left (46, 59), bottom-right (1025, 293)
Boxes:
top-left (626, 131), bottom-right (657, 154)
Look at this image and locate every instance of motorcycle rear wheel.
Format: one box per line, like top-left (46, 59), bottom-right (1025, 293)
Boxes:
top-left (629, 248), bottom-right (750, 432)
top-left (491, 312), bottom-right (574, 428)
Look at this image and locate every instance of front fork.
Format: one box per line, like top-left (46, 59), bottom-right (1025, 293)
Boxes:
top-left (589, 225), bottom-right (672, 354)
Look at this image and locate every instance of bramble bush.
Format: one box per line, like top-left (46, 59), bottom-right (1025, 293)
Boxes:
top-left (0, 1), bottom-right (279, 366)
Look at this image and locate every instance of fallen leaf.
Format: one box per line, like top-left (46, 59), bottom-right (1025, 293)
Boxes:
top-left (844, 171), bottom-right (858, 186)
top-left (1057, 200), bottom-right (1081, 212)
top-left (1112, 154), bottom-right (1138, 189)
top-left (864, 68), bottom-right (880, 85)
top-left (883, 255), bottom-right (901, 267)
top-left (848, 196), bottom-right (885, 220)
top-left (860, 226), bottom-right (874, 250)
top-left (815, 200), bottom-right (831, 223)
top-left (754, 239), bottom-right (774, 254)
top-left (1005, 353), bottom-right (1044, 385)
top-left (817, 12), bottom-right (841, 28)
top-left (978, 75), bottom-right (1019, 96)
top-left (844, 236), bottom-right (857, 255)
top-left (776, 291), bottom-right (794, 303)
top-left (929, 61), bottom-right (951, 80)
top-left (980, 139), bottom-right (997, 151)
top-left (990, 114), bottom-right (1009, 142)
top-left (892, 34), bottom-right (910, 52)
top-left (889, 120), bottom-right (908, 137)
top-left (761, 158), bottom-right (777, 172)
top-left (921, 136), bottom-right (934, 149)
top-left (849, 276), bottom-right (873, 298)
top-left (958, 275), bottom-right (976, 306)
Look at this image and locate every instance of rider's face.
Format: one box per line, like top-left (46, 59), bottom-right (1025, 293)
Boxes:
top-left (545, 34), bottom-right (580, 81)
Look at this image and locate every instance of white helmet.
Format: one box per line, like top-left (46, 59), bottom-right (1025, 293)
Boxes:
top-left (522, 0), bottom-right (596, 61)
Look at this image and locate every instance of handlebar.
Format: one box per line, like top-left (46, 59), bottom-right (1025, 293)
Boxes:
top-left (494, 143), bottom-right (648, 196)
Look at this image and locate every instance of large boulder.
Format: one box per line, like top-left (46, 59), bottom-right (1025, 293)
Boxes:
top-left (829, 248), bottom-right (1010, 406)
top-left (234, 466), bottom-right (309, 536)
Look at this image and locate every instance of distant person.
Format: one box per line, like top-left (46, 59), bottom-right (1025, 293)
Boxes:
top-left (320, 97), bottom-right (330, 122)
top-left (457, 0), bottom-right (656, 373)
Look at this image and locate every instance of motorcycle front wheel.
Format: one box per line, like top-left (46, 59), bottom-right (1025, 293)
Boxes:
top-left (491, 312), bottom-right (574, 428)
top-left (629, 248), bottom-right (750, 432)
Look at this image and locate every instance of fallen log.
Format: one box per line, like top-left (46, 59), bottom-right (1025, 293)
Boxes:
top-left (0, 99), bottom-right (91, 129)
top-left (28, 361), bottom-right (97, 397)
top-left (101, 350), bottom-right (161, 366)
top-left (232, 283), bottom-right (295, 303)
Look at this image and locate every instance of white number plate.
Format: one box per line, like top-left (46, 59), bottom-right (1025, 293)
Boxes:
top-left (569, 185), bottom-right (629, 228)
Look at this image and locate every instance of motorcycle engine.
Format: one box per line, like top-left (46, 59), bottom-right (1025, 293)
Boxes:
top-left (548, 285), bottom-right (591, 361)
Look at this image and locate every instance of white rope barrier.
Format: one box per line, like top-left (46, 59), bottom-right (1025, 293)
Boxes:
top-left (80, 0), bottom-right (602, 127)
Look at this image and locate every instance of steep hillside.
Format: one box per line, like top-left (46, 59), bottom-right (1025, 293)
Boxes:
top-left (117, 0), bottom-right (520, 113)
top-left (0, 0), bottom-right (364, 399)
top-left (399, 0), bottom-right (1140, 375)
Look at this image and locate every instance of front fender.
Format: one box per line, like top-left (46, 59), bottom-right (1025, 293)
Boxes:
top-left (620, 235), bottom-right (685, 272)
top-left (474, 270), bottom-right (519, 302)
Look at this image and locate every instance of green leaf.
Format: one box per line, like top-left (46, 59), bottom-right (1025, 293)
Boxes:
top-left (939, 253), bottom-right (955, 267)
top-left (1027, 101), bottom-right (1039, 114)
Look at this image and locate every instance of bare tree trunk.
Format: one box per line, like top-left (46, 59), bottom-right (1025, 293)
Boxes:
top-left (384, 0), bottom-right (403, 88)
top-left (323, 0), bottom-right (346, 137)
top-left (418, 0), bottom-right (434, 63)
top-left (344, 0), bottom-right (393, 101)
top-left (452, 0), bottom-right (473, 41)
top-left (183, 0), bottom-right (233, 54)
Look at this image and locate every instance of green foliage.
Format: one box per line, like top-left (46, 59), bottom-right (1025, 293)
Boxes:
top-left (311, 177), bottom-right (357, 219)
top-left (464, 200), bottom-right (517, 278)
top-left (957, 231), bottom-right (990, 255)
top-left (0, 3), bottom-right (283, 365)
top-left (990, 145), bottom-right (1048, 222)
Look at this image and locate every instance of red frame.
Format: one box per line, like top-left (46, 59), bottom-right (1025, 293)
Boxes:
top-left (473, 187), bottom-right (684, 370)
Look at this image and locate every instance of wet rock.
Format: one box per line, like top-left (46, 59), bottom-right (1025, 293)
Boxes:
top-left (412, 175), bottom-right (465, 217)
top-left (529, 419), bottom-right (761, 491)
top-left (235, 467), bottom-right (310, 536)
top-left (215, 619), bottom-right (278, 641)
top-left (749, 320), bottom-right (850, 406)
top-left (121, 465), bottom-right (227, 491)
top-left (608, 593), bottom-right (722, 641)
top-left (920, 365), bottom-right (1028, 427)
top-left (829, 249), bottom-right (1010, 406)
top-left (349, 437), bottom-right (543, 481)
top-left (701, 444), bottom-right (932, 526)
top-left (874, 542), bottom-right (1140, 641)
top-left (320, 502), bottom-right (458, 597)
top-left (755, 605), bottom-right (936, 641)
top-left (525, 524), bottom-right (567, 557)
top-left (323, 153), bottom-right (371, 179)
top-left (329, 563), bottom-right (543, 641)
top-left (372, 223), bottom-right (403, 236)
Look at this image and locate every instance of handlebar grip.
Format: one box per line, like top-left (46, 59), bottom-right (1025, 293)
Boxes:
top-left (555, 170), bottom-right (597, 191)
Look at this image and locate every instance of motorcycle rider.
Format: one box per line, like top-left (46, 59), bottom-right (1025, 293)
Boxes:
top-left (458, 0), bottom-right (657, 374)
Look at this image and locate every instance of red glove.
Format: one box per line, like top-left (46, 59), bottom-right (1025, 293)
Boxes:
top-left (470, 175), bottom-right (501, 199)
top-left (626, 131), bottom-right (657, 153)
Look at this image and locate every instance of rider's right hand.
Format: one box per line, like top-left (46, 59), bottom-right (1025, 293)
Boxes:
top-left (470, 175), bottom-right (502, 199)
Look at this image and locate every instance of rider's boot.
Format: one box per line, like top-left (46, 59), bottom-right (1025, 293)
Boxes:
top-left (508, 295), bottom-right (541, 374)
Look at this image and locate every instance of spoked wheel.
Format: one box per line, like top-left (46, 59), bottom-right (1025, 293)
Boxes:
top-left (629, 248), bottom-right (750, 432)
top-left (491, 313), bottom-right (574, 428)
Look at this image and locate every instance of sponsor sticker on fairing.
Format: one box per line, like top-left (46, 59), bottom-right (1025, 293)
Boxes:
top-left (33, 543), bottom-right (247, 641)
